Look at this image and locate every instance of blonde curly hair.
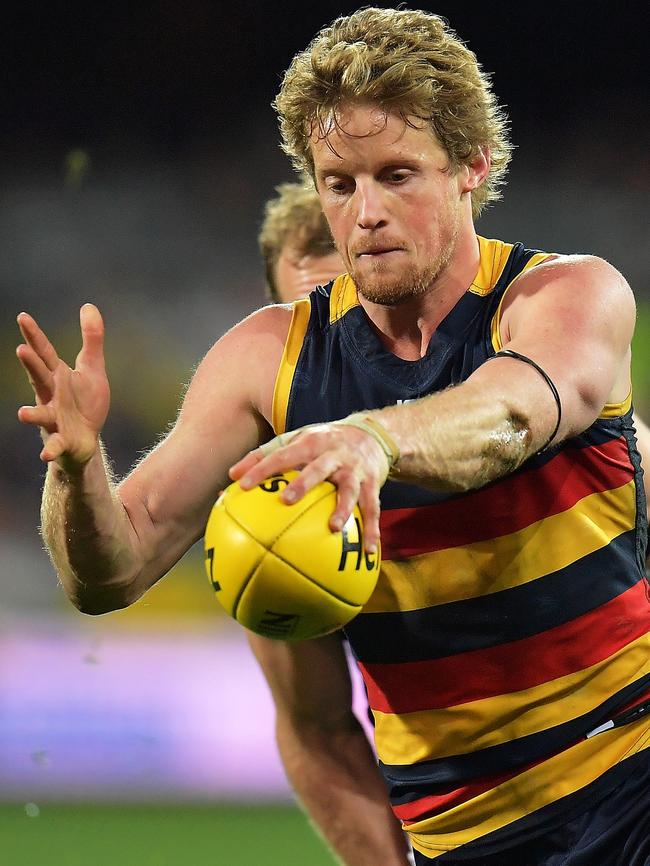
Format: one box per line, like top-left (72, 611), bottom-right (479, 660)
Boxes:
top-left (275, 7), bottom-right (512, 218)
top-left (259, 180), bottom-right (336, 301)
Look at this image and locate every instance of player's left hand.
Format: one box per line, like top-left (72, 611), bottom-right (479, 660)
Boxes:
top-left (229, 421), bottom-right (390, 552)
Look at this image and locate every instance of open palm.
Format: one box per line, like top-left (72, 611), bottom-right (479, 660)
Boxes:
top-left (16, 304), bottom-right (110, 469)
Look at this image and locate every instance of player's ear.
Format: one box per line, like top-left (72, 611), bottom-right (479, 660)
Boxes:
top-left (462, 146), bottom-right (490, 192)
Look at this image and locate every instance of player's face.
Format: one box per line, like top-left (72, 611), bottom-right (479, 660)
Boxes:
top-left (274, 247), bottom-right (345, 303)
top-left (312, 103), bottom-right (477, 306)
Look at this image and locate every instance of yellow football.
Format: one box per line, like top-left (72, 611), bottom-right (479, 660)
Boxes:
top-left (204, 471), bottom-right (380, 640)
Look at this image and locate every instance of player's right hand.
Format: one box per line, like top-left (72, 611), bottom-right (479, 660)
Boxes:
top-left (16, 304), bottom-right (110, 471)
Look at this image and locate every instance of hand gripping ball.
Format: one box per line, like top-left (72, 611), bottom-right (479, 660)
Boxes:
top-left (204, 471), bottom-right (380, 640)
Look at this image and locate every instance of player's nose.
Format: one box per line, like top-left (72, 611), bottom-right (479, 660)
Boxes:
top-left (355, 181), bottom-right (389, 230)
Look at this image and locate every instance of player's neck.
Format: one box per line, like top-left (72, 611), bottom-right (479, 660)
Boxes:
top-left (361, 230), bottom-right (480, 361)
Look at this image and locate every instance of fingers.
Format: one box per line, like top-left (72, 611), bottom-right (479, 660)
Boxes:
top-left (17, 312), bottom-right (60, 372)
top-left (77, 304), bottom-right (106, 371)
top-left (327, 466), bottom-right (361, 530)
top-left (16, 401), bottom-right (66, 463)
top-left (40, 432), bottom-right (68, 463)
top-left (17, 306), bottom-right (108, 471)
top-left (229, 425), bottom-right (384, 552)
top-left (356, 482), bottom-right (381, 553)
top-left (17, 403), bottom-right (57, 431)
top-left (327, 467), bottom-right (381, 552)
top-left (229, 449), bottom-right (263, 481)
top-left (236, 442), bottom-right (308, 492)
top-left (230, 426), bottom-right (315, 483)
top-left (278, 450), bottom-right (341, 504)
top-left (16, 342), bottom-right (55, 405)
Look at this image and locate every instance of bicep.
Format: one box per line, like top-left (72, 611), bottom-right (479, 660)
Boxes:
top-left (473, 256), bottom-right (635, 446)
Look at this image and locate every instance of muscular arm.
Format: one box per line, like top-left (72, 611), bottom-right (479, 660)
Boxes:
top-left (19, 303), bottom-right (289, 613)
top-left (375, 256), bottom-right (635, 489)
top-left (40, 440), bottom-right (140, 613)
top-left (233, 256), bottom-right (636, 550)
top-left (248, 632), bottom-right (411, 866)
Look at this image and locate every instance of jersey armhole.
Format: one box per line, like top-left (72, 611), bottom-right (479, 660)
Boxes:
top-left (490, 252), bottom-right (554, 351)
top-left (271, 298), bottom-right (311, 434)
top-left (600, 392), bottom-right (633, 418)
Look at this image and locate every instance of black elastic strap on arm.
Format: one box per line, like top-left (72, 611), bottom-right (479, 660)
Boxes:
top-left (487, 349), bottom-right (562, 452)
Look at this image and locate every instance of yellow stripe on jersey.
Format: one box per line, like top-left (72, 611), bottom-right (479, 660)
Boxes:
top-left (490, 251), bottom-right (553, 351)
top-left (469, 237), bottom-right (514, 296)
top-left (330, 274), bottom-right (359, 324)
top-left (408, 723), bottom-right (650, 856)
top-left (271, 298), bottom-right (311, 435)
top-left (365, 481), bottom-right (637, 613)
top-left (328, 239), bottom-right (549, 321)
top-left (600, 390), bottom-right (633, 418)
top-left (373, 635), bottom-right (650, 765)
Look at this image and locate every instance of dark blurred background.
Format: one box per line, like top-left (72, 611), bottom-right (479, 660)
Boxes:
top-left (0, 1), bottom-right (648, 859)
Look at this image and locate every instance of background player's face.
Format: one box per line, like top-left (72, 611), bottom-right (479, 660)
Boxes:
top-left (312, 102), bottom-right (479, 306)
top-left (274, 247), bottom-right (344, 302)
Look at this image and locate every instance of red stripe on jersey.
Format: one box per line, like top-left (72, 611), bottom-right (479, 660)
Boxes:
top-left (380, 437), bottom-right (633, 559)
top-left (392, 753), bottom-right (550, 823)
top-left (360, 581), bottom-right (650, 714)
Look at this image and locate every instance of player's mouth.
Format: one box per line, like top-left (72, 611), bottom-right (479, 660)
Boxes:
top-left (355, 245), bottom-right (405, 259)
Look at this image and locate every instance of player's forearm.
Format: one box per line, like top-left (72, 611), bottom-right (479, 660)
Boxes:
top-left (41, 441), bottom-right (140, 614)
top-left (276, 714), bottom-right (411, 866)
top-left (375, 379), bottom-right (535, 492)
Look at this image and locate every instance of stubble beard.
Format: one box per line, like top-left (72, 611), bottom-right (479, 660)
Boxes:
top-left (351, 222), bottom-right (460, 308)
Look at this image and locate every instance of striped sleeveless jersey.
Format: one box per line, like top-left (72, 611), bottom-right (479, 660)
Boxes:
top-left (271, 236), bottom-right (650, 858)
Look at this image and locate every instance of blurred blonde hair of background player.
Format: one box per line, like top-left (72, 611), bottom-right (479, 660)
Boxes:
top-left (259, 179), bottom-right (344, 303)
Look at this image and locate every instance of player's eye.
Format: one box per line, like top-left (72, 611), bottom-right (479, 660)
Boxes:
top-left (325, 178), bottom-right (352, 195)
top-left (386, 170), bottom-right (410, 184)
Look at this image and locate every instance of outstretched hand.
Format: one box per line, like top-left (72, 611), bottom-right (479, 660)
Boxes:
top-left (16, 304), bottom-right (110, 471)
top-left (229, 421), bottom-right (391, 553)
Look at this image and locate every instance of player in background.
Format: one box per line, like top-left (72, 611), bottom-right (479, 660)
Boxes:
top-left (16, 7), bottom-right (649, 864)
top-left (259, 179), bottom-right (344, 303)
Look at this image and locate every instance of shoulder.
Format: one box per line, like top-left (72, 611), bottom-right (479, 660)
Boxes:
top-left (510, 253), bottom-right (632, 302)
top-left (203, 302), bottom-right (294, 362)
top-left (502, 254), bottom-right (635, 336)
top-left (224, 302), bottom-right (295, 343)
top-left (183, 303), bottom-right (296, 424)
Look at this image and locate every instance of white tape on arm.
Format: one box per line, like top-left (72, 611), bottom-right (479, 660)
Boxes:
top-left (258, 428), bottom-right (303, 457)
top-left (335, 413), bottom-right (400, 477)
